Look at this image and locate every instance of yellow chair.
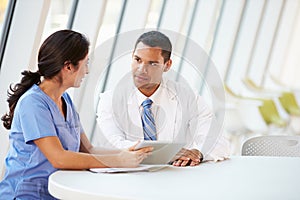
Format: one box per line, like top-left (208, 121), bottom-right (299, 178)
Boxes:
top-left (224, 84), bottom-right (259, 100)
top-left (279, 92), bottom-right (300, 116)
top-left (224, 84), bottom-right (242, 98)
top-left (225, 84), bottom-right (287, 127)
top-left (243, 77), bottom-right (262, 91)
top-left (258, 99), bottom-right (287, 127)
top-left (243, 77), bottom-right (281, 95)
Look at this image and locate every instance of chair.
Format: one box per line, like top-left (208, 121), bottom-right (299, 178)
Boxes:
top-left (225, 84), bottom-right (287, 129)
top-left (242, 77), bottom-right (290, 122)
top-left (242, 135), bottom-right (300, 157)
top-left (279, 92), bottom-right (300, 116)
top-left (258, 99), bottom-right (287, 127)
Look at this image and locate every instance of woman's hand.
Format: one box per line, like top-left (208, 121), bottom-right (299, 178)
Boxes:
top-left (114, 142), bottom-right (153, 168)
top-left (98, 142), bottom-right (153, 168)
top-left (116, 146), bottom-right (153, 168)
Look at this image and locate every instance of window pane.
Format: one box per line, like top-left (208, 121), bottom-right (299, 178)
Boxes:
top-left (247, 0), bottom-right (283, 86)
top-left (0, 0), bottom-right (9, 38)
top-left (42, 0), bottom-right (74, 40)
top-left (145, 0), bottom-right (164, 28)
top-left (210, 0), bottom-right (245, 80)
top-left (266, 0), bottom-right (299, 87)
top-left (96, 0), bottom-right (124, 46)
top-left (226, 0), bottom-right (265, 93)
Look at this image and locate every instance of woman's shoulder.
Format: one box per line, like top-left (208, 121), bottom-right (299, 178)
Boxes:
top-left (18, 85), bottom-right (46, 104)
top-left (14, 85), bottom-right (51, 116)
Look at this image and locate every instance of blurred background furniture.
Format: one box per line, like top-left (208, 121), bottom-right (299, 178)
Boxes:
top-left (242, 135), bottom-right (300, 156)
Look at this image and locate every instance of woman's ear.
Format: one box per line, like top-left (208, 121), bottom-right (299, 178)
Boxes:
top-left (163, 59), bottom-right (172, 72)
top-left (63, 61), bottom-right (72, 71)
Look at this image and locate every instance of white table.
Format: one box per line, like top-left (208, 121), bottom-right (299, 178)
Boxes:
top-left (49, 156), bottom-right (300, 200)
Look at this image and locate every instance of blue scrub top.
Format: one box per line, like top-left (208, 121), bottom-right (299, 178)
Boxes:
top-left (0, 84), bottom-right (83, 199)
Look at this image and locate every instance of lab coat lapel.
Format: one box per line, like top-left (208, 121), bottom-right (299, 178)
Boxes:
top-left (157, 81), bottom-right (181, 141)
top-left (127, 94), bottom-right (143, 139)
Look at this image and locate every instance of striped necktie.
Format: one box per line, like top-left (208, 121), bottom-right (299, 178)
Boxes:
top-left (141, 99), bottom-right (157, 140)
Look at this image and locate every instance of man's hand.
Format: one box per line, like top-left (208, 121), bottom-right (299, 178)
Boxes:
top-left (171, 148), bottom-right (203, 167)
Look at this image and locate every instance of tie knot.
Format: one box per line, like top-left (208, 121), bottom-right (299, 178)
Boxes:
top-left (142, 99), bottom-right (153, 108)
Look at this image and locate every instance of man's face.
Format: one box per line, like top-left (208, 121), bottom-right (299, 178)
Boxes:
top-left (131, 42), bottom-right (171, 96)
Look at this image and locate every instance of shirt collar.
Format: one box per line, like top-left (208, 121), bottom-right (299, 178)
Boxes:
top-left (135, 79), bottom-right (165, 107)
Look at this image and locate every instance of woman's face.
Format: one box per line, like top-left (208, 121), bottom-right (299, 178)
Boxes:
top-left (72, 54), bottom-right (89, 87)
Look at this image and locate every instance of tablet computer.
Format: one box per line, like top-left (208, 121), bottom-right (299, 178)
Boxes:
top-left (135, 141), bottom-right (185, 165)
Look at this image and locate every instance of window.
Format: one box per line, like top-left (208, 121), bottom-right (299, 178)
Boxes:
top-left (0, 0), bottom-right (9, 37)
top-left (42, 0), bottom-right (74, 40)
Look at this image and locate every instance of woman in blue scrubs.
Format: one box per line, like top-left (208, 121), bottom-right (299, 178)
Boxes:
top-left (0, 30), bottom-right (152, 199)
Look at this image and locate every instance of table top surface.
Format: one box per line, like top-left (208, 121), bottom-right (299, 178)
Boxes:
top-left (49, 156), bottom-right (300, 200)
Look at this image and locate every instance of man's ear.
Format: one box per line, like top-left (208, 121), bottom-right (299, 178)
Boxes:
top-left (163, 59), bottom-right (172, 72)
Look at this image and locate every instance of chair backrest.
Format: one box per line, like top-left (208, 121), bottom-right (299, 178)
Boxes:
top-left (242, 135), bottom-right (300, 157)
top-left (258, 99), bottom-right (287, 127)
top-left (279, 92), bottom-right (300, 116)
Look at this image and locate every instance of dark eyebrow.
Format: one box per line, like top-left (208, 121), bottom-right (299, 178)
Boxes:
top-left (148, 61), bottom-right (160, 64)
top-left (133, 55), bottom-right (159, 64)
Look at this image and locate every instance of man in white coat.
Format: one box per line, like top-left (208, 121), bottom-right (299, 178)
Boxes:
top-left (97, 31), bottom-right (229, 166)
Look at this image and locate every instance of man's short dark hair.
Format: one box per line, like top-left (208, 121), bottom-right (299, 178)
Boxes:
top-left (133, 31), bottom-right (172, 63)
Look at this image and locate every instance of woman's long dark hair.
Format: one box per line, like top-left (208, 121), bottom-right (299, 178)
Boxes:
top-left (1, 30), bottom-right (90, 129)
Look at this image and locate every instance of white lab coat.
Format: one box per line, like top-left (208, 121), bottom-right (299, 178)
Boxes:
top-left (96, 78), bottom-right (230, 161)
